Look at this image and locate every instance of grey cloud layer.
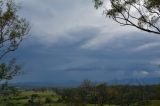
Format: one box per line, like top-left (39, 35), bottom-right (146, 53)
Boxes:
top-left (11, 27), bottom-right (160, 82)
top-left (11, 0), bottom-right (160, 82)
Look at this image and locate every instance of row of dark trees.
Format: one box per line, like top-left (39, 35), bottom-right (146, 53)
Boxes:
top-left (55, 80), bottom-right (160, 106)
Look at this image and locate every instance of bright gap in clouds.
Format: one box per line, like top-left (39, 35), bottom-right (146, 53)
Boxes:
top-left (17, 0), bottom-right (139, 47)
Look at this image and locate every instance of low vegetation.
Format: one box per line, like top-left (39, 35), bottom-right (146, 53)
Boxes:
top-left (0, 80), bottom-right (160, 106)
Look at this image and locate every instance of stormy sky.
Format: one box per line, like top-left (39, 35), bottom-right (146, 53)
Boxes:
top-left (4, 0), bottom-right (160, 83)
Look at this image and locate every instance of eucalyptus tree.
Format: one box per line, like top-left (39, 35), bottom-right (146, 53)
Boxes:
top-left (0, 0), bottom-right (29, 83)
top-left (94, 0), bottom-right (160, 34)
top-left (0, 58), bottom-right (21, 83)
top-left (0, 0), bottom-right (29, 59)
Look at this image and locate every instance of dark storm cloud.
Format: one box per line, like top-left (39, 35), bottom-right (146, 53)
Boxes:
top-left (10, 27), bottom-right (160, 82)
top-left (10, 0), bottom-right (160, 83)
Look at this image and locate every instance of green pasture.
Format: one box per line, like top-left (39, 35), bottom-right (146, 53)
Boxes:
top-left (0, 90), bottom-right (160, 106)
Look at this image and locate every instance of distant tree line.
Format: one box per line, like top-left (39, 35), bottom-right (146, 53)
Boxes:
top-left (55, 80), bottom-right (160, 106)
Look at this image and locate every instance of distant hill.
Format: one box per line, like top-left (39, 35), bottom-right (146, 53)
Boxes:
top-left (11, 81), bottom-right (80, 89)
top-left (109, 77), bottom-right (160, 85)
top-left (11, 77), bottom-right (160, 88)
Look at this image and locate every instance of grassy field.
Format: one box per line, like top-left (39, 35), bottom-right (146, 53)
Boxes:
top-left (0, 90), bottom-right (160, 106)
top-left (0, 90), bottom-right (58, 106)
top-left (0, 90), bottom-right (116, 106)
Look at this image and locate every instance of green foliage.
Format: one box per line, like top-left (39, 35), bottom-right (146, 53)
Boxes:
top-left (0, 81), bottom-right (19, 97)
top-left (146, 0), bottom-right (160, 9)
top-left (96, 83), bottom-right (108, 106)
top-left (56, 80), bottom-right (159, 106)
top-left (0, 58), bottom-right (21, 82)
top-left (0, 86), bottom-right (160, 106)
top-left (93, 0), bottom-right (160, 34)
top-left (94, 0), bottom-right (103, 9)
top-left (0, 59), bottom-right (21, 99)
top-left (0, 0), bottom-right (29, 60)
top-left (5, 102), bottom-right (17, 106)
top-left (60, 88), bottom-right (86, 106)
top-left (0, 0), bottom-right (29, 90)
top-left (45, 97), bottom-right (53, 104)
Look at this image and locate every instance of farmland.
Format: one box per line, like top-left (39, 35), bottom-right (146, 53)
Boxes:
top-left (0, 90), bottom-right (115, 106)
top-left (0, 81), bottom-right (160, 106)
top-left (0, 90), bottom-right (160, 106)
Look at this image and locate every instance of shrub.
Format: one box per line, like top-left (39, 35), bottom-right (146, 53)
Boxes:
top-left (45, 97), bottom-right (53, 104)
